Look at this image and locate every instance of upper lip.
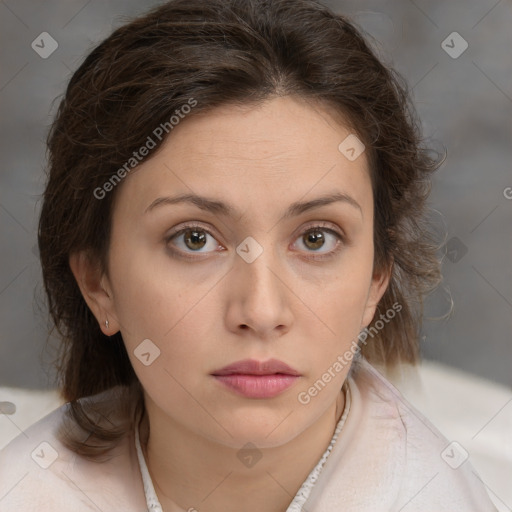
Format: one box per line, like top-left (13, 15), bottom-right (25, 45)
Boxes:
top-left (211, 358), bottom-right (300, 376)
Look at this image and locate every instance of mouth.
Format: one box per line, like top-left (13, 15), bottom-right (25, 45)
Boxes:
top-left (211, 358), bottom-right (301, 399)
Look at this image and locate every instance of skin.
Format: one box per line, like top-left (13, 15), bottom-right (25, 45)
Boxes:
top-left (70, 95), bottom-right (390, 512)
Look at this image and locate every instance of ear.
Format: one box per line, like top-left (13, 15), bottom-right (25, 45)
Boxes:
top-left (360, 261), bottom-right (392, 329)
top-left (69, 251), bottom-right (120, 336)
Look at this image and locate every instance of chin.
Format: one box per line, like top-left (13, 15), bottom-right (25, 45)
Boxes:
top-left (203, 408), bottom-right (309, 450)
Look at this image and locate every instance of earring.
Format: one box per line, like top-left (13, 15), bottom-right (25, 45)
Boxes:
top-left (105, 318), bottom-right (109, 329)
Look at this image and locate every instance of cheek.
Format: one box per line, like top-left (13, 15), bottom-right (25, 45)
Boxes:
top-left (108, 240), bottom-right (218, 359)
top-left (318, 247), bottom-right (373, 316)
top-left (306, 246), bottom-right (374, 364)
top-left (107, 245), bottom-right (171, 348)
top-left (313, 279), bottom-right (369, 363)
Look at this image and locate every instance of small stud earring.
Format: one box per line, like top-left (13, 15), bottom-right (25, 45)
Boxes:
top-left (105, 318), bottom-right (109, 329)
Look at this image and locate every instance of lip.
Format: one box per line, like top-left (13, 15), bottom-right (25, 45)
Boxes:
top-left (211, 358), bottom-right (300, 376)
top-left (211, 359), bottom-right (301, 399)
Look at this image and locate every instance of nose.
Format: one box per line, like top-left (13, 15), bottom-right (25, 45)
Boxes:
top-left (224, 237), bottom-right (294, 339)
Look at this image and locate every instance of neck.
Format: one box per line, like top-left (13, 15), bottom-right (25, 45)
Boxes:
top-left (140, 389), bottom-right (346, 512)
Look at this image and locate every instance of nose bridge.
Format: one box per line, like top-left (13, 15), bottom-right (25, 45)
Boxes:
top-left (231, 232), bottom-right (290, 329)
top-left (236, 233), bottom-right (281, 298)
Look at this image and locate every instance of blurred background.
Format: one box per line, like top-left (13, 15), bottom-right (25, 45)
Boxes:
top-left (0, 0), bottom-right (511, 509)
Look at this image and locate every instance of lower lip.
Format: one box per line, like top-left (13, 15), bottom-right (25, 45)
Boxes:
top-left (212, 374), bottom-right (299, 398)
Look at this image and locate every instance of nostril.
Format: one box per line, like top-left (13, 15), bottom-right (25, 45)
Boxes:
top-left (0, 401), bottom-right (16, 415)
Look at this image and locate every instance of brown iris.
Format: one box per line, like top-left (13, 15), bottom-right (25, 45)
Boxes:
top-left (303, 229), bottom-right (325, 250)
top-left (183, 228), bottom-right (207, 250)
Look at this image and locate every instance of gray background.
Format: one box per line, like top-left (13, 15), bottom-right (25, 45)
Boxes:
top-left (0, 0), bottom-right (511, 389)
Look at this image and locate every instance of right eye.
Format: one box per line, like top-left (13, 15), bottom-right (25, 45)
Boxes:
top-left (165, 223), bottom-right (224, 258)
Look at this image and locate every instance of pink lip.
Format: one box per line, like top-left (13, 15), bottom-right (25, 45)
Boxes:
top-left (211, 359), bottom-right (301, 399)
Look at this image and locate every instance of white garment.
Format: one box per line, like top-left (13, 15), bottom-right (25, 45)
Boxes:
top-left (0, 358), bottom-right (498, 511)
top-left (134, 382), bottom-right (352, 512)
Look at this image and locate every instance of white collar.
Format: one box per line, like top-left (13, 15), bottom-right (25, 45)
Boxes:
top-left (134, 382), bottom-right (351, 512)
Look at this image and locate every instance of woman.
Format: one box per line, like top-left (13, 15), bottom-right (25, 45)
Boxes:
top-left (0, 0), bottom-right (497, 510)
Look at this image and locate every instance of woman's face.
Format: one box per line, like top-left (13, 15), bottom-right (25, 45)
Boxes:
top-left (93, 96), bottom-right (389, 448)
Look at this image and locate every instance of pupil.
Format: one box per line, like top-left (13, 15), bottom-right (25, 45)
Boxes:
top-left (185, 229), bottom-right (206, 250)
top-left (306, 230), bottom-right (324, 250)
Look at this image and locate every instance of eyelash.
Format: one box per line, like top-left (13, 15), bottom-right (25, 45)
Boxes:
top-left (165, 222), bottom-right (346, 261)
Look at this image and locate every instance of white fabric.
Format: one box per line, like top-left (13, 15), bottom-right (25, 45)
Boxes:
top-left (0, 358), bottom-right (499, 511)
top-left (134, 383), bottom-right (352, 512)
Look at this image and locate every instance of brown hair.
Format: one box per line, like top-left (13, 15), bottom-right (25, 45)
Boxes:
top-left (38, 0), bottom-right (443, 458)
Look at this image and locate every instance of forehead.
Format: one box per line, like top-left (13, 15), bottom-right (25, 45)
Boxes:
top-left (113, 95), bottom-right (373, 222)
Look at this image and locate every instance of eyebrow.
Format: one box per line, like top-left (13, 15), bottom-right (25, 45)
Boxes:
top-left (144, 191), bottom-right (362, 219)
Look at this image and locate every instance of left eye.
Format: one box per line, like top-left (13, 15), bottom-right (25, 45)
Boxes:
top-left (166, 224), bottom-right (343, 258)
top-left (293, 226), bottom-right (342, 256)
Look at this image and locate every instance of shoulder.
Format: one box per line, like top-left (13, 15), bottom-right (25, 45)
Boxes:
top-left (0, 390), bottom-right (146, 512)
top-left (352, 359), bottom-right (497, 511)
top-left (0, 404), bottom-right (86, 510)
